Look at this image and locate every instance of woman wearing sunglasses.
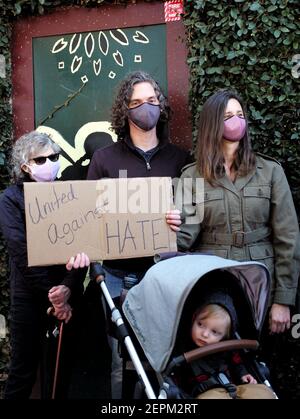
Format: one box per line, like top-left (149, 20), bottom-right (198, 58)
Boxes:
top-left (0, 130), bottom-right (89, 399)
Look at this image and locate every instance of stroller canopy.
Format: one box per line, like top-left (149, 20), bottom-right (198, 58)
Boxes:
top-left (123, 254), bottom-right (270, 372)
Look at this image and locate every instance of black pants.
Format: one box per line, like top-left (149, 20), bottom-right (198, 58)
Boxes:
top-left (4, 283), bottom-right (78, 399)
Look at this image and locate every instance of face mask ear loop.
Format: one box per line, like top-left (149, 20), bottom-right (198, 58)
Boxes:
top-left (21, 162), bottom-right (32, 175)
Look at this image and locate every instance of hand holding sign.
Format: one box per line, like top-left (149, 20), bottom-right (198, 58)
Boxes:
top-left (24, 178), bottom-right (177, 266)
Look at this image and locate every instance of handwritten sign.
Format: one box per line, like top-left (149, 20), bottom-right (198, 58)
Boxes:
top-left (24, 178), bottom-right (177, 266)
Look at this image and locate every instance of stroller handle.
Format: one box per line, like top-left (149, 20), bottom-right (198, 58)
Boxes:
top-left (184, 339), bottom-right (259, 364)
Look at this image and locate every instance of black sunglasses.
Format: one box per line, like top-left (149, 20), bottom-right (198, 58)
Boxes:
top-left (31, 153), bottom-right (60, 165)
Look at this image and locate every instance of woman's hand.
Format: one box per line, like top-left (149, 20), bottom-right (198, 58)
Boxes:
top-left (269, 303), bottom-right (291, 334)
top-left (166, 209), bottom-right (182, 232)
top-left (52, 303), bottom-right (73, 324)
top-left (48, 285), bottom-right (71, 306)
top-left (66, 252), bottom-right (90, 271)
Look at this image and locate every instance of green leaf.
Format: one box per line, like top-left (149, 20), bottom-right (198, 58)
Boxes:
top-left (236, 18), bottom-right (243, 29)
top-left (262, 15), bottom-right (270, 24)
top-left (230, 9), bottom-right (238, 19)
top-left (274, 131), bottom-right (281, 138)
top-left (197, 68), bottom-right (205, 76)
top-left (249, 2), bottom-right (261, 11)
top-left (273, 29), bottom-right (281, 38)
top-left (283, 37), bottom-right (292, 45)
top-left (0, 152), bottom-right (5, 166)
top-left (267, 5), bottom-right (277, 12)
top-left (14, 3), bottom-right (22, 14)
top-left (228, 66), bottom-right (241, 74)
top-left (227, 51), bottom-right (236, 60)
top-left (187, 56), bottom-right (199, 63)
top-left (206, 67), bottom-right (222, 74)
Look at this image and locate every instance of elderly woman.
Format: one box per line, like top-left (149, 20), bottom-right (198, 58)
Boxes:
top-left (0, 131), bottom-right (89, 399)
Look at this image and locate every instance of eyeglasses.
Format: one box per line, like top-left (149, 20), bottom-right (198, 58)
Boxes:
top-left (31, 153), bottom-right (60, 165)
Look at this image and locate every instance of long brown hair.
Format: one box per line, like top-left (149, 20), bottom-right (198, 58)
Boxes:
top-left (195, 89), bottom-right (256, 184)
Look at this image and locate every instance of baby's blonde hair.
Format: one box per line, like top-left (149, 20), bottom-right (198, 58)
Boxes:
top-left (193, 304), bottom-right (231, 339)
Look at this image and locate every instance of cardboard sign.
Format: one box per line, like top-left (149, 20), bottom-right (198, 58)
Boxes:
top-left (24, 177), bottom-right (177, 266)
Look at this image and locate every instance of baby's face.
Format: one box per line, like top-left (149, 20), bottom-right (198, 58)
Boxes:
top-left (191, 313), bottom-right (228, 347)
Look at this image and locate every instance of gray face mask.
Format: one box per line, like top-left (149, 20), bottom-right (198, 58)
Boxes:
top-left (127, 102), bottom-right (161, 131)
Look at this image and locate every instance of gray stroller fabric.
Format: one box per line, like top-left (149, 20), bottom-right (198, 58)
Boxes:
top-left (122, 254), bottom-right (269, 372)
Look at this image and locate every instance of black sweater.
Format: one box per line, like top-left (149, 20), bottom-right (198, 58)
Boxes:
top-left (87, 136), bottom-right (193, 275)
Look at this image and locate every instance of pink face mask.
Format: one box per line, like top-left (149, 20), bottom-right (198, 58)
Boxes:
top-left (29, 159), bottom-right (60, 182)
top-left (223, 115), bottom-right (246, 142)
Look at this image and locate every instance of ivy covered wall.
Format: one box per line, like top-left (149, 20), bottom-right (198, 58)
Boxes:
top-left (183, 0), bottom-right (299, 207)
top-left (0, 0), bottom-right (299, 374)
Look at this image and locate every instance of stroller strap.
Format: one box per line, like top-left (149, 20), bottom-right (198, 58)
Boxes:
top-left (191, 359), bottom-right (237, 399)
top-left (201, 226), bottom-right (271, 248)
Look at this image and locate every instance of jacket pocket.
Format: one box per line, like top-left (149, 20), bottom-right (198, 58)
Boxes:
top-left (248, 243), bottom-right (274, 278)
top-left (202, 189), bottom-right (226, 227)
top-left (244, 185), bottom-right (271, 223)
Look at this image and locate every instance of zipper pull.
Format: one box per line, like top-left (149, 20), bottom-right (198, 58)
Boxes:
top-left (146, 162), bottom-right (151, 170)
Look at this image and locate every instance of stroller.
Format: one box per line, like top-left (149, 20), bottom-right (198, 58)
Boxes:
top-left (99, 254), bottom-right (276, 399)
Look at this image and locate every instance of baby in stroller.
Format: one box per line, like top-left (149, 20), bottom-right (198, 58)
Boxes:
top-left (177, 290), bottom-right (276, 399)
top-left (122, 254), bottom-right (279, 399)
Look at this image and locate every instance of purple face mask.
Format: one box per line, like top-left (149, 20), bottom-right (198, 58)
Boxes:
top-left (128, 102), bottom-right (160, 132)
top-left (29, 159), bottom-right (60, 182)
top-left (223, 115), bottom-right (246, 142)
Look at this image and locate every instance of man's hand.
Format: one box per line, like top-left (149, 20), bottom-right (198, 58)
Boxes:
top-left (166, 209), bottom-right (182, 232)
top-left (66, 252), bottom-right (90, 271)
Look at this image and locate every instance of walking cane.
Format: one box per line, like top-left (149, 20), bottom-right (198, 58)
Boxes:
top-left (47, 307), bottom-right (64, 399)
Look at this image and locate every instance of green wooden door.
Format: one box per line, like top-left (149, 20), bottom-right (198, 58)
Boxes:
top-left (33, 24), bottom-right (167, 179)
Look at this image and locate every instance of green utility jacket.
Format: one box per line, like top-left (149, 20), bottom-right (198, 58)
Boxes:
top-left (176, 154), bottom-right (300, 306)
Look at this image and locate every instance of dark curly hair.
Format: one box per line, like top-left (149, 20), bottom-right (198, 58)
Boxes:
top-left (111, 70), bottom-right (170, 141)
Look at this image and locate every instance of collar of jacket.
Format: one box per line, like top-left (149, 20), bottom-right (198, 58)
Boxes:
top-left (16, 174), bottom-right (35, 186)
top-left (122, 134), bottom-right (168, 154)
top-left (256, 155), bottom-right (264, 169)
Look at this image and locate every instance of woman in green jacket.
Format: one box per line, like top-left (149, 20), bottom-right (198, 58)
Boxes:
top-left (176, 89), bottom-right (299, 335)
